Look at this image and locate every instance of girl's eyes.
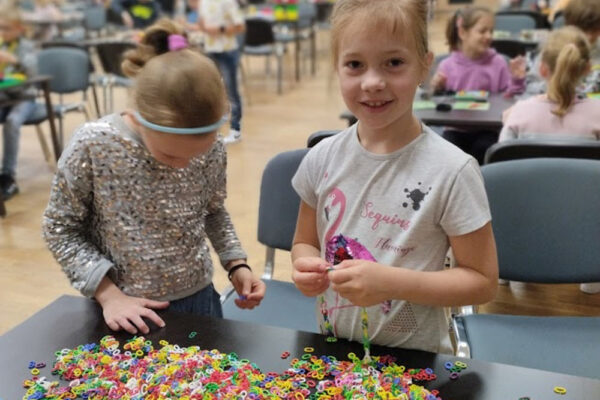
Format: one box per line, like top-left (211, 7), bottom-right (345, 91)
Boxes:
top-left (387, 58), bottom-right (404, 67)
top-left (345, 60), bottom-right (362, 69)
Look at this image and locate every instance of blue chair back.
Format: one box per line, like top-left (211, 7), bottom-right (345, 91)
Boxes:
top-left (257, 148), bottom-right (309, 250)
top-left (84, 6), bottom-right (107, 31)
top-left (37, 47), bottom-right (90, 94)
top-left (482, 158), bottom-right (600, 283)
top-left (494, 14), bottom-right (537, 33)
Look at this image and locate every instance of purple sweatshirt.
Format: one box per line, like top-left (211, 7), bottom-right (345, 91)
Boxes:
top-left (437, 49), bottom-right (525, 94)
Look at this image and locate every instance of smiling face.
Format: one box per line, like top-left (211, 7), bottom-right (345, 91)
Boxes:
top-left (336, 21), bottom-right (429, 139)
top-left (459, 13), bottom-right (494, 59)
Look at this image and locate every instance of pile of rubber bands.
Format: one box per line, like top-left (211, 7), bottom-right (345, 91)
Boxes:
top-left (22, 335), bottom-right (443, 399)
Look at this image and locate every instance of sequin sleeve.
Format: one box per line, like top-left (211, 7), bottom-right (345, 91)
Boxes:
top-left (42, 132), bottom-right (114, 298)
top-left (204, 142), bottom-right (247, 268)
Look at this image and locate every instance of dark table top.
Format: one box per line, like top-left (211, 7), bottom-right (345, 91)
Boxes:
top-left (1, 295), bottom-right (599, 399)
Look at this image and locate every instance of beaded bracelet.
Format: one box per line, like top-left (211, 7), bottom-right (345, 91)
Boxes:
top-left (227, 263), bottom-right (252, 281)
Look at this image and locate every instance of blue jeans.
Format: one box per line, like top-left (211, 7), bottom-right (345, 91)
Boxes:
top-left (1, 100), bottom-right (36, 177)
top-left (168, 283), bottom-right (223, 318)
top-left (209, 51), bottom-right (242, 131)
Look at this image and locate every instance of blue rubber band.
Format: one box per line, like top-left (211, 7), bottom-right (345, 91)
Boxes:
top-left (134, 111), bottom-right (228, 135)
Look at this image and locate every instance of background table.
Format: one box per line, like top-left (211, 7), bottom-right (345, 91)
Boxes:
top-left (340, 94), bottom-right (516, 131)
top-left (1, 295), bottom-right (599, 399)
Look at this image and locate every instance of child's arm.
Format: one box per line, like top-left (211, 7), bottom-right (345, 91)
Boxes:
top-left (500, 55), bottom-right (526, 94)
top-left (42, 137), bottom-right (169, 334)
top-left (328, 222), bottom-right (498, 307)
top-left (204, 144), bottom-right (265, 308)
top-left (291, 201), bottom-right (331, 297)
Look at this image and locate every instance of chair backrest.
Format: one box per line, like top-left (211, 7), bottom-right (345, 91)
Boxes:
top-left (244, 18), bottom-right (276, 47)
top-left (491, 38), bottom-right (528, 58)
top-left (95, 42), bottom-right (136, 77)
top-left (307, 130), bottom-right (340, 148)
top-left (494, 13), bottom-right (537, 33)
top-left (552, 13), bottom-right (565, 29)
top-left (37, 47), bottom-right (91, 94)
top-left (257, 148), bottom-right (309, 251)
top-left (484, 139), bottom-right (600, 164)
top-left (41, 41), bottom-right (95, 73)
top-left (481, 158), bottom-right (600, 283)
top-left (83, 6), bottom-right (107, 31)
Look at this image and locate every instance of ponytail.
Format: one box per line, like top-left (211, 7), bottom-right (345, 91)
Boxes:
top-left (445, 11), bottom-right (461, 51)
top-left (542, 27), bottom-right (591, 118)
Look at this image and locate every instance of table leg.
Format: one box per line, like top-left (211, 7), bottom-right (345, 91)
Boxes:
top-left (41, 80), bottom-right (61, 161)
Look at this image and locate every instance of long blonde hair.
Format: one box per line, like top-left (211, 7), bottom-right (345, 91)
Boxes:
top-left (121, 19), bottom-right (226, 129)
top-left (330, 0), bottom-right (430, 71)
top-left (542, 26), bottom-right (591, 117)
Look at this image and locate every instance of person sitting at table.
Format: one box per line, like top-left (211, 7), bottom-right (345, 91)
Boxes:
top-left (499, 26), bottom-right (600, 294)
top-left (0, 7), bottom-right (37, 200)
top-left (42, 19), bottom-right (265, 335)
top-left (112, 0), bottom-right (162, 29)
top-left (291, 0), bottom-right (498, 354)
top-left (526, 0), bottom-right (600, 95)
top-left (430, 6), bottom-right (527, 164)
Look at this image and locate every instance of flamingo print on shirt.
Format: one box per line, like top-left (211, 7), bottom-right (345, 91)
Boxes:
top-left (320, 187), bottom-right (392, 336)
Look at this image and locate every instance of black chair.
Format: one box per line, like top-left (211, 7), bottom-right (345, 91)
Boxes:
top-left (243, 17), bottom-right (285, 94)
top-left (221, 148), bottom-right (319, 333)
top-left (95, 41), bottom-right (136, 114)
top-left (484, 139), bottom-right (600, 164)
top-left (307, 130), bottom-right (340, 148)
top-left (491, 39), bottom-right (529, 58)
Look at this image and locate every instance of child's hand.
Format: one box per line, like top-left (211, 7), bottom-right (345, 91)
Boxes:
top-left (430, 72), bottom-right (447, 91)
top-left (229, 266), bottom-right (266, 309)
top-left (0, 50), bottom-right (17, 65)
top-left (101, 293), bottom-right (169, 335)
top-left (95, 276), bottom-right (169, 334)
top-left (328, 260), bottom-right (389, 307)
top-left (292, 256), bottom-right (330, 296)
top-left (509, 56), bottom-right (527, 79)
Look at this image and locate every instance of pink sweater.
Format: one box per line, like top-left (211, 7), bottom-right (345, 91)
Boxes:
top-left (499, 96), bottom-right (600, 141)
top-left (437, 49), bottom-right (525, 94)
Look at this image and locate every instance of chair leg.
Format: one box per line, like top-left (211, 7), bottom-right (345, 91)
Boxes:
top-left (91, 84), bottom-right (101, 118)
top-left (35, 125), bottom-right (53, 164)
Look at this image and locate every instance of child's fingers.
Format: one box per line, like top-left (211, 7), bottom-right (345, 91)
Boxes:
top-left (143, 299), bottom-right (170, 309)
top-left (105, 319), bottom-right (121, 332)
top-left (328, 268), bottom-right (354, 285)
top-left (141, 308), bottom-right (166, 328)
top-left (130, 315), bottom-right (150, 335)
top-left (117, 317), bottom-right (138, 335)
top-left (295, 260), bottom-right (330, 273)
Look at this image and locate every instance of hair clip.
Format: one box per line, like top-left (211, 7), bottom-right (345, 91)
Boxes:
top-left (168, 34), bottom-right (188, 51)
top-left (134, 111), bottom-right (228, 135)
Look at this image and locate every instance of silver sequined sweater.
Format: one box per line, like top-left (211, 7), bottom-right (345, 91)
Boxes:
top-left (42, 114), bottom-right (246, 301)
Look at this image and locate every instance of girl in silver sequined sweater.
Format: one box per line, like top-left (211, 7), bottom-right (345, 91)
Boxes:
top-left (42, 19), bottom-right (265, 335)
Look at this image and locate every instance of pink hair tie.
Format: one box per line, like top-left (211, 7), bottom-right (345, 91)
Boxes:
top-left (168, 34), bottom-right (188, 51)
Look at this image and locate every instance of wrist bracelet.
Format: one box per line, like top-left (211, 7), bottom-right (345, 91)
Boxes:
top-left (228, 263), bottom-right (251, 281)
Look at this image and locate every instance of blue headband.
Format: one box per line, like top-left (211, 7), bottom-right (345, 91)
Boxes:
top-left (134, 111), bottom-right (228, 135)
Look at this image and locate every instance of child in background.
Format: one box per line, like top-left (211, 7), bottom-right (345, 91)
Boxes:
top-left (430, 7), bottom-right (526, 164)
top-left (500, 27), bottom-right (599, 141)
top-left (0, 8), bottom-right (37, 200)
top-left (526, 0), bottom-right (600, 95)
top-left (112, 0), bottom-right (162, 29)
top-left (43, 19), bottom-right (265, 335)
top-left (291, 0), bottom-right (498, 354)
top-left (430, 7), bottom-right (526, 95)
top-left (500, 26), bottom-right (600, 294)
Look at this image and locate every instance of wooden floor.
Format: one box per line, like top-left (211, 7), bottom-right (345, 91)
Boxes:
top-left (1, 10), bottom-right (599, 336)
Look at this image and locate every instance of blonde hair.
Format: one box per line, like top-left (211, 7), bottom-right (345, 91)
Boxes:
top-left (122, 19), bottom-right (226, 129)
top-left (445, 7), bottom-right (492, 51)
top-left (330, 0), bottom-right (430, 70)
top-left (564, 0), bottom-right (600, 33)
top-left (542, 26), bottom-right (590, 117)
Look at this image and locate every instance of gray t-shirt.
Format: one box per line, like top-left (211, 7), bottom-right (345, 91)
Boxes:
top-left (292, 124), bottom-right (491, 353)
